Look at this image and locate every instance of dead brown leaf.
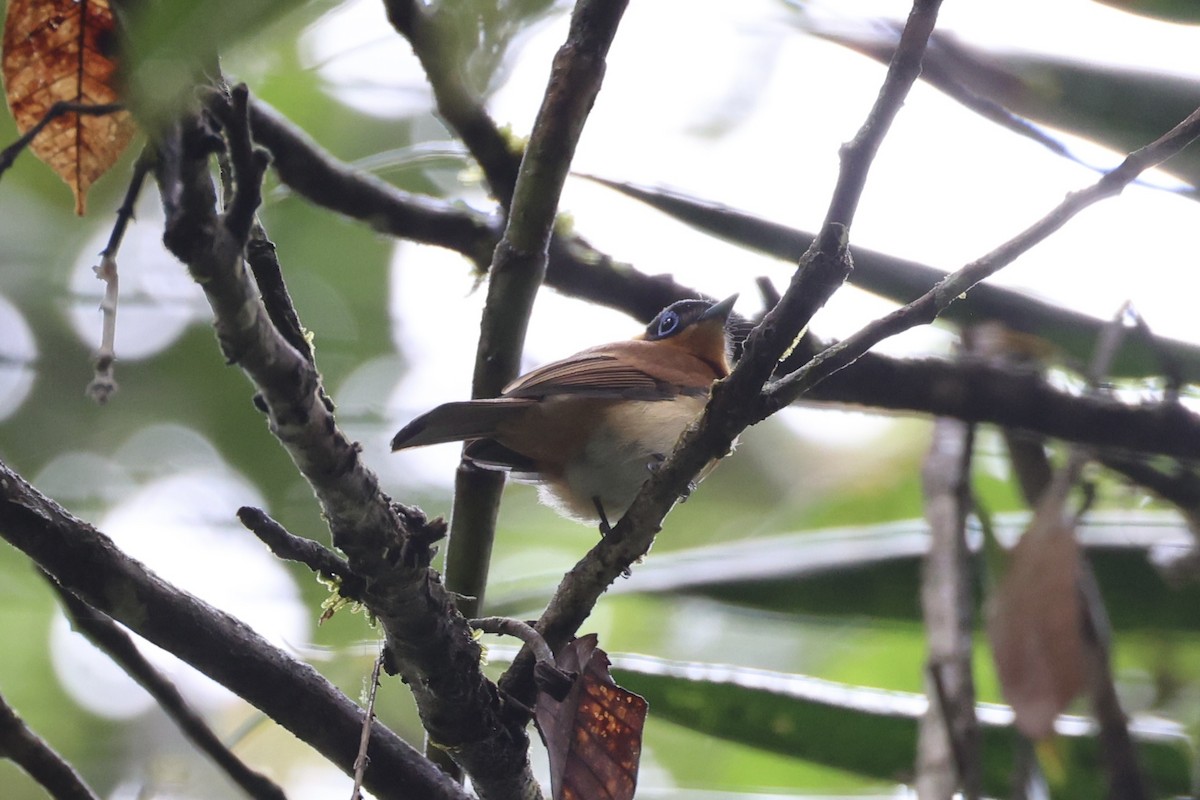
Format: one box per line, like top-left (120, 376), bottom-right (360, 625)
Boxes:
top-left (987, 509), bottom-right (1085, 740)
top-left (3, 0), bottom-right (135, 214)
top-left (536, 635), bottom-right (648, 800)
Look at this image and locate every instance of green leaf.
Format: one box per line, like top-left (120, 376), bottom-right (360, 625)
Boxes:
top-left (608, 653), bottom-right (1194, 798)
top-left (119, 0), bottom-right (335, 120)
top-left (487, 513), bottom-right (1200, 633)
top-left (1091, 0), bottom-right (1200, 25)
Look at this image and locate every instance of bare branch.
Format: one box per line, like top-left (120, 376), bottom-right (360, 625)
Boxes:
top-left (0, 459), bottom-right (468, 800)
top-left (445, 0), bottom-right (632, 619)
top-left (383, 0), bottom-right (520, 204)
top-left (351, 650), bottom-right (385, 800)
top-left (46, 579), bottom-right (289, 800)
top-left (236, 506), bottom-right (359, 591)
top-left (917, 416), bottom-right (980, 799)
top-left (0, 689), bottom-right (99, 800)
top-left (472, 618), bottom-right (555, 668)
top-left (247, 99), bottom-right (501, 269)
top-left (86, 148), bottom-right (152, 404)
top-left (0, 102), bottom-right (124, 178)
top-left (154, 85), bottom-right (536, 797)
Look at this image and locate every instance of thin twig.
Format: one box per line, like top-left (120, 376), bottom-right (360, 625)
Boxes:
top-left (351, 649), bottom-right (385, 800)
top-left (1071, 307), bottom-right (1150, 800)
top-left (0, 689), bottom-right (99, 800)
top-left (205, 85), bottom-right (270, 243)
top-left (471, 617), bottom-right (556, 668)
top-left (0, 102), bottom-right (124, 177)
top-left (45, 576), bottom-right (289, 800)
top-left (246, 224), bottom-right (316, 366)
top-left (236, 506), bottom-right (358, 588)
top-left (917, 415), bottom-right (980, 799)
top-left (86, 148), bottom-right (153, 404)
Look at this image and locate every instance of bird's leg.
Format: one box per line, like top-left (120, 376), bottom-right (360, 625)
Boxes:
top-left (593, 497), bottom-right (634, 577)
top-left (593, 496), bottom-right (613, 537)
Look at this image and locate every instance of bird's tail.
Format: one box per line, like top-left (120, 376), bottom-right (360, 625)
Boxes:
top-left (390, 398), bottom-right (536, 450)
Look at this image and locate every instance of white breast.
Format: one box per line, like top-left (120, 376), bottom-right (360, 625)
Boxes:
top-left (540, 396), bottom-right (711, 523)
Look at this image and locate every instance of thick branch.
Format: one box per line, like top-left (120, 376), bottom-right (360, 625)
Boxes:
top-left (247, 100), bottom-right (501, 269)
top-left (154, 99), bottom-right (532, 797)
top-left (809, 353), bottom-right (1200, 458)
top-left (244, 104), bottom-right (1200, 459)
top-left (47, 580), bottom-right (288, 800)
top-left (0, 460), bottom-right (468, 800)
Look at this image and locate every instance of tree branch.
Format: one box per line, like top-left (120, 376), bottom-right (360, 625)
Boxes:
top-left (433, 3), bottom-right (630, 787)
top-left (0, 689), bottom-right (99, 800)
top-left (0, 459), bottom-right (469, 800)
top-left (383, 0), bottom-right (521, 204)
top-left (808, 352), bottom-right (1200, 458)
top-left (247, 99), bottom-right (502, 269)
top-left (46, 578), bottom-right (288, 800)
top-left (0, 102), bottom-right (124, 178)
top-left (916, 416), bottom-right (981, 799)
top-left (153, 90), bottom-right (536, 797)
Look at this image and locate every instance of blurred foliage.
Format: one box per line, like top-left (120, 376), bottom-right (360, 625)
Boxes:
top-left (1, 0), bottom-right (1199, 797)
top-left (1092, 0), bottom-right (1200, 25)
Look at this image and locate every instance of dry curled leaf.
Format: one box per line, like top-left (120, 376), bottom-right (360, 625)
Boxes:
top-left (987, 510), bottom-right (1085, 740)
top-left (536, 635), bottom-right (647, 800)
top-left (3, 0), bottom-right (135, 214)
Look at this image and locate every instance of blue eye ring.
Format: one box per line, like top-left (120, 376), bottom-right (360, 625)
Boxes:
top-left (657, 310), bottom-right (680, 337)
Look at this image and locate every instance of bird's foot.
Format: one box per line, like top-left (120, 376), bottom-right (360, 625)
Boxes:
top-left (593, 497), bottom-right (613, 537)
top-left (646, 452), bottom-right (666, 474)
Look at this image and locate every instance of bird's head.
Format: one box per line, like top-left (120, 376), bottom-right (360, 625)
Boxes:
top-left (640, 295), bottom-right (738, 373)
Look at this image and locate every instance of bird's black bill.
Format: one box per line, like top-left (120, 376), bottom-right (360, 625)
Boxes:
top-left (699, 294), bottom-right (738, 324)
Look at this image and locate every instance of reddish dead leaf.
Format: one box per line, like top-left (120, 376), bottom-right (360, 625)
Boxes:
top-left (536, 635), bottom-right (648, 800)
top-left (987, 507), bottom-right (1085, 740)
top-left (3, 0), bottom-right (135, 214)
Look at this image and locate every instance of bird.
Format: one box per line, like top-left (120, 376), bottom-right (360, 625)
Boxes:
top-left (390, 295), bottom-right (738, 532)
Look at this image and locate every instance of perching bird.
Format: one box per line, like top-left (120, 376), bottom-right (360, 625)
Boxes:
top-left (390, 295), bottom-right (738, 531)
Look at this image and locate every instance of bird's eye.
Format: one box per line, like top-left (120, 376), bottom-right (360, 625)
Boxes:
top-left (656, 310), bottom-right (680, 337)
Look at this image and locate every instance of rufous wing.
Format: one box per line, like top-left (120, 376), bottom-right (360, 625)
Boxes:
top-left (501, 342), bottom-right (716, 400)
